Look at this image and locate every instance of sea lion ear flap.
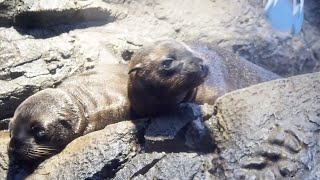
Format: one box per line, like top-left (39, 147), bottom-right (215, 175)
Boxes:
top-left (128, 63), bottom-right (143, 74)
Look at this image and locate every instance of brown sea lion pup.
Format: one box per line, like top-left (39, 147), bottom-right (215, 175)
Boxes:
top-left (8, 64), bottom-right (130, 163)
top-left (128, 40), bottom-right (209, 116)
top-left (128, 39), bottom-right (280, 116)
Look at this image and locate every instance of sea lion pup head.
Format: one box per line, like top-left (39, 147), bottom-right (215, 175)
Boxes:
top-left (8, 88), bottom-right (86, 163)
top-left (128, 39), bottom-right (209, 116)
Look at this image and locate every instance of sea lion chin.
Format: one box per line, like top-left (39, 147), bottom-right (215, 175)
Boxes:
top-left (128, 39), bottom-right (209, 116)
top-left (8, 65), bottom-right (130, 163)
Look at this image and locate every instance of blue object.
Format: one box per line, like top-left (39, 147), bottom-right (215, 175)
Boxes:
top-left (265, 0), bottom-right (304, 35)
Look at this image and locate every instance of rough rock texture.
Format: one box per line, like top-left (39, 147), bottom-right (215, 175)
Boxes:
top-left (0, 0), bottom-right (320, 179)
top-left (0, 72), bottom-right (319, 179)
top-left (1, 0), bottom-right (320, 121)
top-left (0, 0), bottom-right (127, 120)
top-left (208, 72), bottom-right (320, 179)
top-left (0, 131), bottom-right (10, 180)
top-left (114, 152), bottom-right (214, 180)
top-left (144, 103), bottom-right (215, 153)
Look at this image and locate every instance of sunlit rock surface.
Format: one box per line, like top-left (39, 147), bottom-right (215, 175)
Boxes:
top-left (208, 72), bottom-right (320, 179)
top-left (0, 0), bottom-right (319, 179)
top-left (1, 72), bottom-right (319, 179)
top-left (0, 131), bottom-right (10, 180)
top-left (0, 0), bottom-right (319, 121)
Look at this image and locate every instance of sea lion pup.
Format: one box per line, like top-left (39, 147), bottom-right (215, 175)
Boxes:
top-left (128, 40), bottom-right (209, 116)
top-left (128, 39), bottom-right (280, 116)
top-left (8, 64), bottom-right (130, 163)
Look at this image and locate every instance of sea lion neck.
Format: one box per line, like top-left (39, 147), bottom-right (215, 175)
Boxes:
top-left (128, 78), bottom-right (194, 116)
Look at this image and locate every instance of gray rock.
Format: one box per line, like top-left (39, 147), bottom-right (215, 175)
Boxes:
top-left (0, 0), bottom-right (320, 179)
top-left (185, 117), bottom-right (215, 152)
top-left (2, 68), bottom-right (319, 180)
top-left (0, 131), bottom-right (10, 180)
top-left (114, 152), bottom-right (214, 180)
top-left (0, 0), bottom-right (130, 121)
top-left (0, 34), bottom-right (91, 120)
top-left (0, 0), bottom-right (24, 27)
top-left (145, 104), bottom-right (199, 141)
top-left (114, 152), bottom-right (167, 180)
top-left (144, 103), bottom-right (215, 152)
top-left (1, 0), bottom-right (320, 123)
top-left (209, 72), bottom-right (320, 179)
top-left (117, 0), bottom-right (320, 77)
top-left (17, 121), bottom-right (145, 180)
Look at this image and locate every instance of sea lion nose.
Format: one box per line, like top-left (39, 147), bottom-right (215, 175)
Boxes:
top-left (9, 137), bottom-right (24, 152)
top-left (200, 64), bottom-right (205, 71)
top-left (195, 57), bottom-right (208, 71)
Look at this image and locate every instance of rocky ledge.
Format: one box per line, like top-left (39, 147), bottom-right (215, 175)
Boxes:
top-left (0, 72), bottom-right (319, 179)
top-left (1, 0), bottom-right (320, 121)
top-left (0, 0), bottom-right (319, 179)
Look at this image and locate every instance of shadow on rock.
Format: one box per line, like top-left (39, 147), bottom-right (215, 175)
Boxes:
top-left (13, 7), bottom-right (117, 39)
top-left (143, 103), bottom-right (217, 153)
top-left (6, 159), bottom-right (42, 180)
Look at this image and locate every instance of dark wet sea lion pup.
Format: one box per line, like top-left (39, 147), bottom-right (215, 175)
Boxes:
top-left (128, 39), bottom-right (280, 116)
top-left (9, 65), bottom-right (130, 163)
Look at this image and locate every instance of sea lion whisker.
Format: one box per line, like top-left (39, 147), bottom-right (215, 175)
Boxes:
top-left (32, 148), bottom-right (53, 154)
top-left (25, 153), bottom-right (39, 159)
top-left (32, 149), bottom-right (50, 154)
top-left (172, 76), bottom-right (187, 90)
top-left (24, 154), bottom-right (33, 160)
top-left (36, 147), bottom-right (57, 151)
top-left (28, 151), bottom-right (43, 157)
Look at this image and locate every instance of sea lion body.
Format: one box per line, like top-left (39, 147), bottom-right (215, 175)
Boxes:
top-left (9, 64), bottom-right (130, 162)
top-left (128, 39), bottom-right (280, 116)
top-left (190, 43), bottom-right (280, 104)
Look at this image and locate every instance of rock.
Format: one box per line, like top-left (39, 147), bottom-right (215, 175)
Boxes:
top-left (144, 103), bottom-right (200, 152)
top-left (0, 131), bottom-right (10, 180)
top-left (5, 121), bottom-right (145, 180)
top-left (114, 152), bottom-right (215, 180)
top-left (0, 0), bottom-right (23, 27)
top-left (113, 152), bottom-right (167, 180)
top-left (0, 33), bottom-right (92, 120)
top-left (13, 0), bottom-right (124, 30)
top-left (209, 72), bottom-right (320, 179)
top-left (0, 0), bottom-right (129, 121)
top-left (1, 0), bottom-right (320, 123)
top-left (116, 0), bottom-right (320, 77)
top-left (2, 68), bottom-right (319, 180)
top-left (0, 0), bottom-right (319, 179)
top-left (143, 103), bottom-right (215, 153)
top-left (185, 117), bottom-right (215, 152)
top-left (0, 119), bottom-right (10, 130)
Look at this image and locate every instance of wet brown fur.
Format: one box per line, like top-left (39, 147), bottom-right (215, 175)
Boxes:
top-left (128, 39), bottom-right (280, 116)
top-left (9, 64), bottom-right (130, 162)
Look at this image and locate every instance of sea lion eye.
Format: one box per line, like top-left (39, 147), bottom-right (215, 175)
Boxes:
top-left (31, 126), bottom-right (46, 139)
top-left (161, 58), bottom-right (174, 69)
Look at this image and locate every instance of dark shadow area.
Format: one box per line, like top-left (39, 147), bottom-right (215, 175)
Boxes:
top-left (86, 119), bottom-right (148, 180)
top-left (7, 157), bottom-right (45, 180)
top-left (0, 85), bottom-right (38, 122)
top-left (304, 0), bottom-right (320, 28)
top-left (140, 103), bottom-right (216, 154)
top-left (13, 7), bottom-right (117, 39)
top-left (144, 124), bottom-right (193, 153)
top-left (0, 17), bottom-right (13, 27)
top-left (85, 159), bottom-right (122, 180)
top-left (0, 118), bottom-right (10, 130)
